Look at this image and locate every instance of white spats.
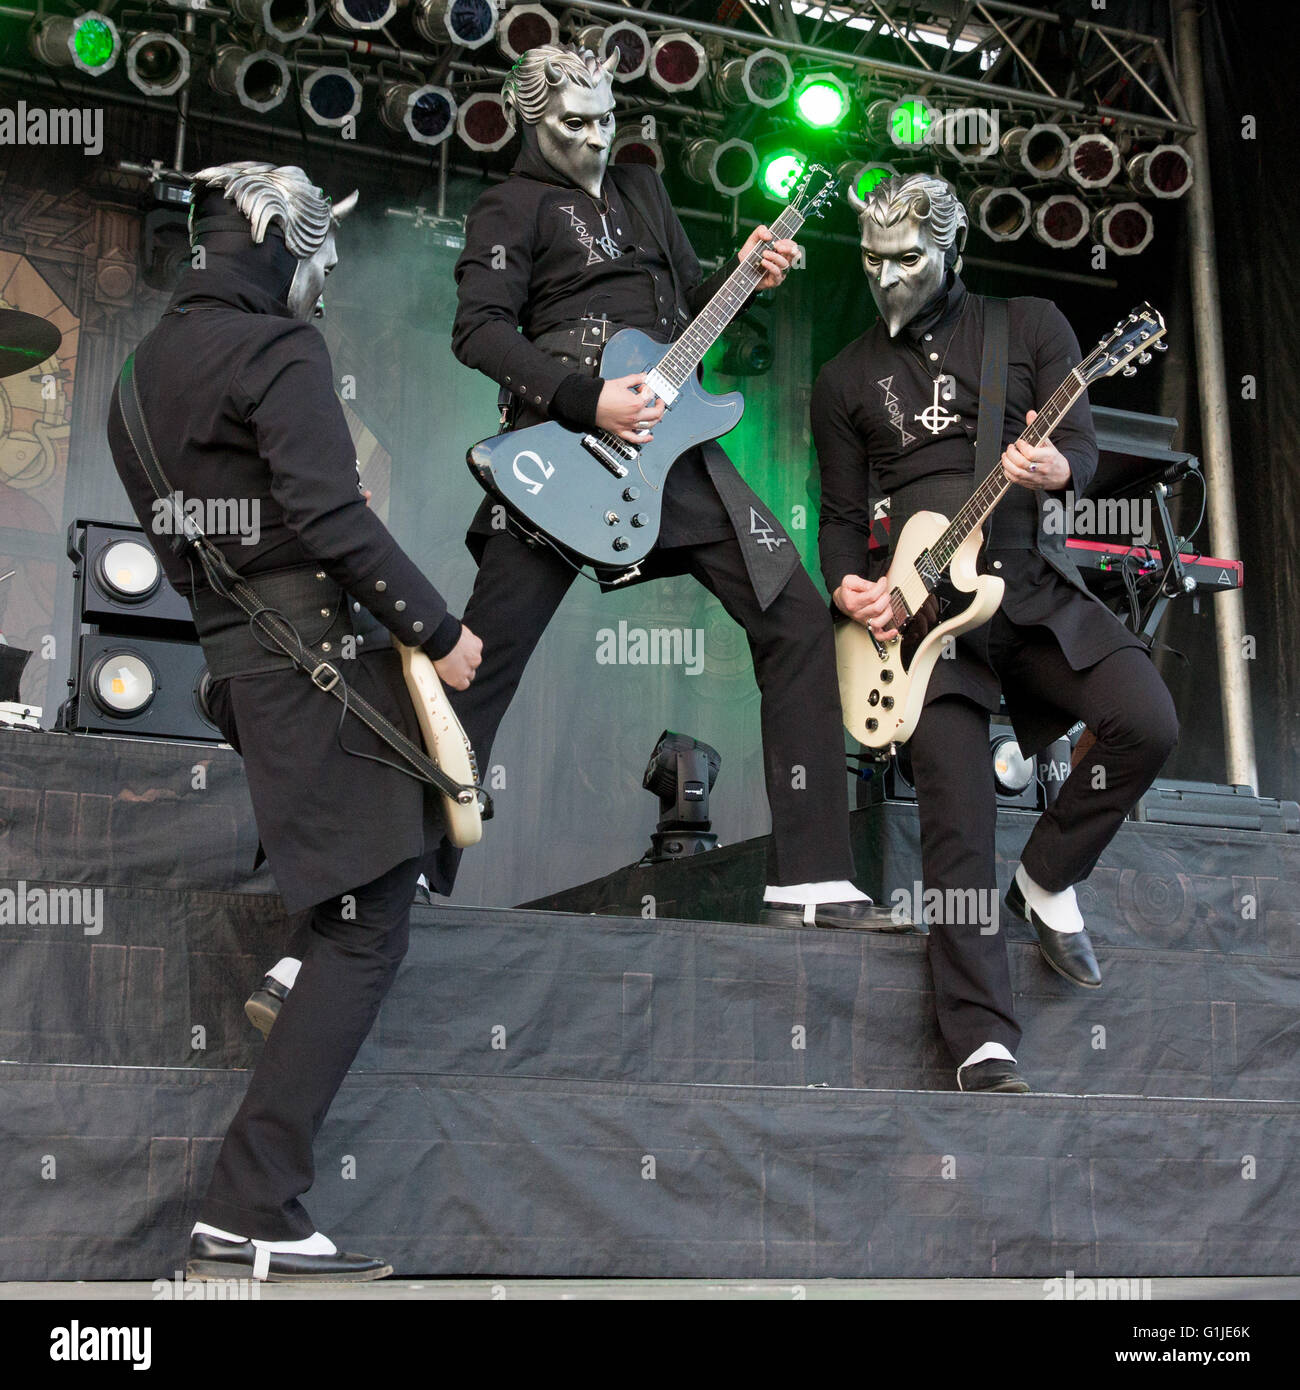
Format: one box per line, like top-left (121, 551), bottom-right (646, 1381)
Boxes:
top-left (959, 1041), bottom-right (1016, 1070)
top-left (1015, 864), bottom-right (1084, 933)
top-left (268, 956), bottom-right (301, 988)
top-left (763, 880), bottom-right (872, 906)
top-left (192, 1221), bottom-right (338, 1256)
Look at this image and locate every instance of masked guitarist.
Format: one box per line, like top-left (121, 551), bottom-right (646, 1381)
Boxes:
top-left (439, 42), bottom-right (882, 927)
top-left (812, 174), bottom-right (1178, 1093)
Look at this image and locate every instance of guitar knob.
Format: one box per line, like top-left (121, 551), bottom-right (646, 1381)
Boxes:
top-left (868, 690), bottom-right (880, 706)
top-left (1154, 340), bottom-right (1168, 351)
top-left (622, 487), bottom-right (641, 501)
top-left (880, 669), bottom-right (894, 683)
top-left (1121, 364), bottom-right (1138, 377)
top-left (612, 536), bottom-right (629, 552)
top-left (604, 511), bottom-right (620, 525)
top-left (1138, 351), bottom-right (1152, 365)
top-left (881, 696), bottom-right (894, 710)
top-left (631, 513), bottom-right (649, 528)
top-left (866, 718), bottom-right (879, 733)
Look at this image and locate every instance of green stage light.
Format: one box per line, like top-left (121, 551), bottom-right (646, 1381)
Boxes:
top-left (72, 13), bottom-right (120, 73)
top-left (891, 98), bottom-right (933, 146)
top-left (854, 163), bottom-right (896, 198)
top-left (794, 72), bottom-right (850, 130)
top-left (759, 150), bottom-right (806, 201)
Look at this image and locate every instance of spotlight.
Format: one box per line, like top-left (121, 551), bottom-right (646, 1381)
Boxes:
top-left (969, 185), bottom-right (1031, 242)
top-left (648, 31), bottom-right (707, 94)
top-left (126, 31), bottom-right (190, 97)
top-left (684, 136), bottom-right (759, 198)
top-left (229, 0), bottom-right (317, 43)
top-left (413, 0), bottom-right (497, 50)
top-left (1031, 193), bottom-right (1090, 249)
top-left (1066, 131), bottom-right (1121, 189)
top-left (87, 649), bottom-right (158, 719)
top-left (793, 71), bottom-right (851, 130)
top-left (937, 106), bottom-right (998, 162)
top-left (601, 20), bottom-right (650, 82)
top-left (991, 733), bottom-right (1034, 797)
top-left (840, 159), bottom-right (896, 200)
top-left (30, 12), bottom-right (120, 75)
top-left (866, 95), bottom-right (936, 148)
top-left (641, 730), bottom-right (721, 863)
top-left (457, 91), bottom-right (514, 152)
top-left (379, 81), bottom-right (457, 146)
top-left (497, 3), bottom-right (558, 62)
top-left (1127, 144), bottom-right (1192, 199)
top-left (1092, 202), bottom-right (1154, 256)
top-left (758, 148), bottom-right (806, 201)
top-left (210, 45), bottom-right (290, 113)
top-left (610, 129), bottom-right (664, 173)
top-left (329, 0), bottom-right (396, 30)
top-left (717, 48), bottom-right (793, 109)
top-left (719, 317), bottom-right (772, 376)
top-left (300, 67), bottom-right (363, 128)
top-left (999, 122), bottom-right (1069, 178)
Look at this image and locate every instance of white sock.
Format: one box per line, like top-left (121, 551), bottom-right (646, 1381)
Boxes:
top-left (959, 1041), bottom-right (1016, 1070)
top-left (1015, 864), bottom-right (1084, 934)
top-left (267, 956), bottom-right (300, 989)
top-left (764, 879), bottom-right (872, 906)
top-left (193, 1221), bottom-right (337, 1255)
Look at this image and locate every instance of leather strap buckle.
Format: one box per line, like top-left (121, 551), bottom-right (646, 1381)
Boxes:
top-left (310, 661), bottom-right (341, 691)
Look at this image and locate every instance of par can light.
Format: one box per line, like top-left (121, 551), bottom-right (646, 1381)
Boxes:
top-left (999, 122), bottom-right (1069, 178)
top-left (1127, 145), bottom-right (1192, 199)
top-left (329, 0), bottom-right (397, 30)
top-left (648, 31), bottom-right (707, 94)
top-left (210, 45), bottom-right (291, 113)
top-left (413, 0), bottom-right (497, 49)
top-left (718, 48), bottom-right (793, 110)
top-left (1031, 193), bottom-right (1090, 249)
top-left (300, 66), bottom-right (363, 128)
top-left (230, 0), bottom-right (317, 44)
top-left (127, 31), bottom-right (190, 97)
top-left (1093, 201), bottom-right (1154, 256)
top-left (1067, 131), bottom-right (1121, 189)
top-left (497, 4), bottom-right (559, 62)
top-left (457, 90), bottom-right (514, 152)
top-left (969, 185), bottom-right (1031, 242)
top-left (380, 82), bottom-right (457, 146)
top-left (611, 129), bottom-right (664, 173)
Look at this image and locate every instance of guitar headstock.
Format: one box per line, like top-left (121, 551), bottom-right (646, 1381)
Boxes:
top-left (1080, 302), bottom-right (1168, 384)
top-left (790, 163), bottom-right (839, 222)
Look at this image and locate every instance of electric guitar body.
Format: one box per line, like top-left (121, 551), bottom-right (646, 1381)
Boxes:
top-left (467, 327), bottom-right (743, 568)
top-left (836, 512), bottom-right (1004, 750)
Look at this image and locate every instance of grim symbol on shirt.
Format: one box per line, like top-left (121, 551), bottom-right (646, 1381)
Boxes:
top-left (876, 375), bottom-right (916, 448)
top-left (749, 508), bottom-right (787, 552)
top-left (557, 204), bottom-right (605, 267)
top-left (915, 374), bottom-right (960, 436)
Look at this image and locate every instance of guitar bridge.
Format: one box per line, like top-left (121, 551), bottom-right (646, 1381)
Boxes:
top-left (582, 432), bottom-right (636, 477)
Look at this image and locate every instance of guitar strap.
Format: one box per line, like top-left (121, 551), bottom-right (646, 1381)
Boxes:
top-left (975, 297), bottom-right (1011, 547)
top-left (114, 353), bottom-right (488, 814)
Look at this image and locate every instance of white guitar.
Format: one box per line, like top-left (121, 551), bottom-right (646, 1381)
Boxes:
top-left (837, 303), bottom-right (1167, 751)
top-left (396, 641), bottom-right (484, 847)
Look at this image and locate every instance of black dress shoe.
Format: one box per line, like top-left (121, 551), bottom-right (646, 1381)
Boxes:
top-left (759, 899), bottom-right (928, 934)
top-left (244, 974), bottom-right (290, 1038)
top-left (957, 1058), bottom-right (1030, 1093)
top-left (1005, 879), bottom-right (1102, 988)
top-left (185, 1232), bottom-right (392, 1283)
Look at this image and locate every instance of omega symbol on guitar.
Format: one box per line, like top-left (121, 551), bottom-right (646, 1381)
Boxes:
top-left (511, 449), bottom-right (554, 496)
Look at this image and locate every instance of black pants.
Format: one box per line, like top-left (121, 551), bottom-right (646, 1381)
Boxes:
top-left (911, 618), bottom-right (1178, 1066)
top-left (198, 855), bottom-right (422, 1240)
top-left (436, 527), bottom-right (856, 891)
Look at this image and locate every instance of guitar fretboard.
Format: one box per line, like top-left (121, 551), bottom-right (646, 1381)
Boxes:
top-left (655, 202), bottom-right (806, 391)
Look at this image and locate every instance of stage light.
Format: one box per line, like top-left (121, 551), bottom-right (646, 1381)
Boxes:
top-left (1066, 131), bottom-right (1121, 189)
top-left (969, 185), bottom-right (1031, 242)
top-left (648, 31), bottom-right (707, 94)
top-left (1093, 202), bottom-right (1154, 256)
top-left (991, 734), bottom-right (1034, 797)
top-left (88, 650), bottom-right (157, 719)
top-left (413, 0), bottom-right (497, 49)
top-left (999, 122), bottom-right (1069, 179)
top-left (719, 317), bottom-right (772, 376)
top-left (717, 48), bottom-right (793, 109)
top-left (300, 67), bottom-right (363, 128)
top-left (937, 107), bottom-right (998, 162)
top-left (611, 129), bottom-right (664, 174)
top-left (379, 82), bottom-right (457, 146)
top-left (126, 32), bottom-right (190, 97)
top-left (794, 72), bottom-right (851, 130)
top-left (230, 0), bottom-right (317, 43)
top-left (329, 0), bottom-right (396, 30)
top-left (837, 160), bottom-right (897, 201)
top-left (1031, 193), bottom-right (1090, 249)
top-left (601, 20), bottom-right (650, 82)
top-left (497, 3), bottom-right (558, 62)
top-left (641, 730), bottom-right (721, 863)
top-left (866, 96), bottom-right (936, 148)
top-left (685, 136), bottom-right (759, 198)
top-left (759, 149), bottom-right (806, 201)
top-left (30, 12), bottom-right (121, 75)
top-left (1127, 144), bottom-right (1193, 199)
top-left (210, 45), bottom-right (290, 113)
top-left (457, 91), bottom-right (514, 152)
top-left (96, 539), bottom-right (162, 603)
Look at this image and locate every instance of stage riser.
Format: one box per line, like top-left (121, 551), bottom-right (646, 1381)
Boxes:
top-left (3, 888), bottom-right (1298, 1099)
top-left (3, 1064), bottom-right (1297, 1281)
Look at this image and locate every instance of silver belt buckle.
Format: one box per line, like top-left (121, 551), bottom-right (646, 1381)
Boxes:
top-left (580, 318), bottom-right (609, 349)
top-left (310, 661), bottom-right (341, 691)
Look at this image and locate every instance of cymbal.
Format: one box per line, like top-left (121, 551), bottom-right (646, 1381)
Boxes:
top-left (0, 309), bottom-right (61, 379)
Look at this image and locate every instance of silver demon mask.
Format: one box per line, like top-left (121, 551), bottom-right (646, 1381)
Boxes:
top-left (849, 173), bottom-right (968, 337)
top-left (504, 44), bottom-right (618, 198)
top-left (189, 161), bottom-right (358, 321)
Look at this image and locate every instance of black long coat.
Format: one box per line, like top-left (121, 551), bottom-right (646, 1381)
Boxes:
top-left (107, 259), bottom-right (461, 910)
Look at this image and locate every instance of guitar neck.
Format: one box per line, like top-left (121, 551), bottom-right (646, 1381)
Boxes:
top-left (653, 202), bottom-right (806, 391)
top-left (929, 366), bottom-right (1088, 572)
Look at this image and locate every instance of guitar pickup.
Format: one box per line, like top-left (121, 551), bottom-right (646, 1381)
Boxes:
top-left (582, 433), bottom-right (635, 477)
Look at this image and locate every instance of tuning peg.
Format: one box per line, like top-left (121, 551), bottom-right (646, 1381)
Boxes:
top-left (1121, 364), bottom-right (1138, 377)
top-left (1154, 340), bottom-right (1168, 351)
top-left (1138, 351), bottom-right (1152, 365)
